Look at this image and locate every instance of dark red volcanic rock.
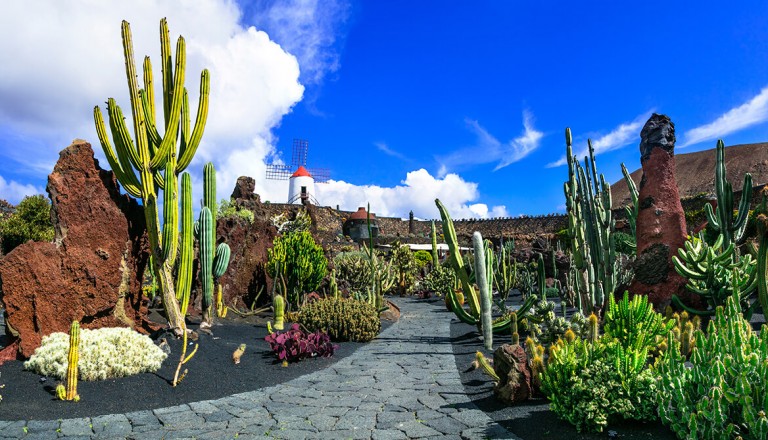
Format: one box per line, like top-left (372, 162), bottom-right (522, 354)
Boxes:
top-left (0, 140), bottom-right (156, 358)
top-left (628, 115), bottom-right (699, 309)
top-left (493, 344), bottom-right (533, 404)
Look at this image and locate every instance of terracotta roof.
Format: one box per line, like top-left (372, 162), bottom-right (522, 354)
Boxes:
top-left (349, 206), bottom-right (376, 220)
top-left (291, 166), bottom-right (312, 178)
top-left (611, 141), bottom-right (768, 209)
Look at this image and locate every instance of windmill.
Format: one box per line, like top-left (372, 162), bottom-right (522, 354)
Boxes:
top-left (266, 139), bottom-right (330, 204)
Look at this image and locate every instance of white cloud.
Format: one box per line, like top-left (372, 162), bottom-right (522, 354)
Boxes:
top-left (0, 175), bottom-right (44, 204)
top-left (681, 87), bottom-right (768, 147)
top-left (0, 0), bottom-right (304, 207)
top-left (316, 168), bottom-right (509, 219)
top-left (437, 110), bottom-right (543, 176)
top-left (547, 111), bottom-right (652, 168)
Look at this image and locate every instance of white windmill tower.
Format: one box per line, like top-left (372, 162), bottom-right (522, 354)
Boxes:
top-left (265, 139), bottom-right (330, 204)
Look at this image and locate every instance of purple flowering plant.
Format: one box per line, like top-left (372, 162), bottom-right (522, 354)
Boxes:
top-left (264, 323), bottom-right (338, 363)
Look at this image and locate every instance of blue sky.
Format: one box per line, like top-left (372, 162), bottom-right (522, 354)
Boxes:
top-left (2, 1), bottom-right (768, 219)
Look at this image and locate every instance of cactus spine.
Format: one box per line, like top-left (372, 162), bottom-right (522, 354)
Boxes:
top-left (704, 139), bottom-right (753, 250)
top-left (473, 232), bottom-right (493, 350)
top-left (59, 320), bottom-right (80, 402)
top-left (273, 294), bottom-right (285, 330)
top-left (563, 128), bottom-right (615, 315)
top-left (93, 19), bottom-right (209, 335)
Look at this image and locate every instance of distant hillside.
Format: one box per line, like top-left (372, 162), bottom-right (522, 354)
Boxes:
top-left (611, 142), bottom-right (768, 209)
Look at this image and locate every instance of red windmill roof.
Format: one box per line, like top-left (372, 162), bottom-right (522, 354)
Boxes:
top-left (291, 166), bottom-right (312, 178)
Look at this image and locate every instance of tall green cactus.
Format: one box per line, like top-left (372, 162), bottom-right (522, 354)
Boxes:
top-left (430, 220), bottom-right (439, 268)
top-left (756, 188), bottom-right (768, 315)
top-left (563, 128), bottom-right (615, 315)
top-left (435, 199), bottom-right (481, 316)
top-left (473, 232), bottom-right (493, 350)
top-left (176, 173), bottom-right (194, 316)
top-left (56, 320), bottom-right (80, 402)
top-left (705, 140), bottom-right (753, 250)
top-left (93, 19), bottom-right (209, 335)
top-left (196, 163), bottom-right (230, 327)
top-left (620, 163), bottom-right (639, 244)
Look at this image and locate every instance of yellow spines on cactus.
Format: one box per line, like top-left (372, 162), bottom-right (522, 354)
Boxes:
top-left (475, 351), bottom-right (500, 382)
top-left (63, 320), bottom-right (80, 402)
top-left (587, 313), bottom-right (599, 343)
top-left (564, 328), bottom-right (576, 343)
top-left (273, 294), bottom-right (285, 330)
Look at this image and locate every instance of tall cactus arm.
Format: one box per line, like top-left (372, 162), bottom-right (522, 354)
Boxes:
top-left (178, 70), bottom-right (210, 173)
top-left (162, 161), bottom-right (179, 264)
top-left (176, 173), bottom-right (193, 311)
top-left (435, 199), bottom-right (481, 316)
top-left (213, 243), bottom-right (231, 279)
top-left (120, 21), bottom-right (151, 169)
top-left (733, 173), bottom-right (754, 239)
top-left (148, 36), bottom-right (185, 171)
top-left (105, 99), bottom-right (142, 170)
top-left (93, 106), bottom-right (142, 197)
top-left (142, 56), bottom-right (156, 134)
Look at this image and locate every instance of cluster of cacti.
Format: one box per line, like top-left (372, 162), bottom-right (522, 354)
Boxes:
top-left (525, 297), bottom-right (587, 345)
top-left (267, 230), bottom-right (328, 310)
top-left (361, 204), bottom-right (392, 311)
top-left (563, 129), bottom-right (616, 315)
top-left (94, 19), bottom-right (209, 334)
top-left (603, 291), bottom-right (674, 352)
top-left (391, 242), bottom-right (417, 296)
top-left (196, 163), bottom-right (231, 326)
top-left (334, 251), bottom-right (373, 293)
top-left (299, 297), bottom-right (381, 342)
top-left (656, 308), bottom-right (700, 359)
top-left (672, 233), bottom-right (757, 317)
top-left (655, 289), bottom-right (768, 439)
top-left (25, 327), bottom-right (167, 380)
top-left (56, 321), bottom-right (80, 402)
top-left (436, 199), bottom-right (535, 335)
top-left (493, 243), bottom-right (516, 302)
top-left (705, 140), bottom-right (753, 250)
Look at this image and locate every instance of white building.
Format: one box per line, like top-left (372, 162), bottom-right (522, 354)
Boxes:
top-left (287, 166), bottom-right (317, 204)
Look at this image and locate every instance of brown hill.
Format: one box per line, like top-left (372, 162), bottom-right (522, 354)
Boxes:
top-left (611, 142), bottom-right (768, 209)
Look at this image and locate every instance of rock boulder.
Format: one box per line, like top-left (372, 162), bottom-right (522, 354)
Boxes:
top-left (0, 140), bottom-right (156, 358)
top-left (493, 343), bottom-right (533, 404)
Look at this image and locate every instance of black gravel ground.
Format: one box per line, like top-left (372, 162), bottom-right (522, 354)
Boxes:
top-left (0, 313), bottom-right (392, 422)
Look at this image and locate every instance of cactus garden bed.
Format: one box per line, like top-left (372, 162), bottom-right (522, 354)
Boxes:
top-left (0, 309), bottom-right (394, 421)
top-left (449, 290), bottom-right (767, 440)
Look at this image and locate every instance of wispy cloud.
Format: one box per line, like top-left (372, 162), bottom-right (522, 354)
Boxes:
top-left (546, 111), bottom-right (652, 168)
top-left (374, 142), bottom-right (409, 161)
top-left (437, 110), bottom-right (543, 176)
top-left (0, 174), bottom-right (44, 204)
top-left (681, 87), bottom-right (768, 147)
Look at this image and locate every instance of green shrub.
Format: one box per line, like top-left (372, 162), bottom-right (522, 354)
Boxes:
top-left (24, 327), bottom-right (167, 380)
top-left (267, 230), bottom-right (327, 309)
top-left (655, 290), bottom-right (768, 439)
top-left (0, 195), bottom-right (54, 254)
top-left (613, 231), bottom-right (636, 255)
top-left (413, 250), bottom-right (432, 269)
top-left (217, 198), bottom-right (254, 223)
top-left (299, 297), bottom-right (381, 342)
top-left (542, 337), bottom-right (658, 433)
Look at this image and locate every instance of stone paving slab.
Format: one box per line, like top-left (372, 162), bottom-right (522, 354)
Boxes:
top-left (0, 298), bottom-right (520, 439)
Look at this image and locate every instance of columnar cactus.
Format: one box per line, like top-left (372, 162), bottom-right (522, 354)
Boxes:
top-left (435, 199), bottom-right (480, 316)
top-left (57, 320), bottom-right (80, 402)
top-left (430, 220), bottom-right (439, 268)
top-left (273, 294), bottom-right (285, 330)
top-left (473, 232), bottom-right (493, 350)
top-left (510, 311), bottom-right (519, 346)
top-left (176, 173), bottom-right (194, 316)
top-left (705, 139), bottom-right (753, 250)
top-left (93, 19), bottom-right (209, 335)
top-left (563, 128), bottom-right (616, 315)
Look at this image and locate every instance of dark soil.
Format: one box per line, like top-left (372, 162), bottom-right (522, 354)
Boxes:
top-left (0, 307), bottom-right (394, 422)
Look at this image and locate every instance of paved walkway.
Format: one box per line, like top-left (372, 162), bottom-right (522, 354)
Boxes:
top-left (0, 298), bottom-right (519, 439)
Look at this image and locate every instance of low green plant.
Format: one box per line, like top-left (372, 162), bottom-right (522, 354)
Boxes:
top-left (613, 231), bottom-right (636, 256)
top-left (217, 198), bottom-right (254, 223)
top-left (270, 209), bottom-right (311, 235)
top-left (24, 328), bottom-right (167, 380)
top-left (655, 289), bottom-right (768, 440)
top-left (333, 251), bottom-right (373, 293)
top-left (299, 298), bottom-right (381, 342)
top-left (0, 195), bottom-right (54, 254)
top-left (419, 264), bottom-right (454, 296)
top-left (603, 291), bottom-right (674, 352)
